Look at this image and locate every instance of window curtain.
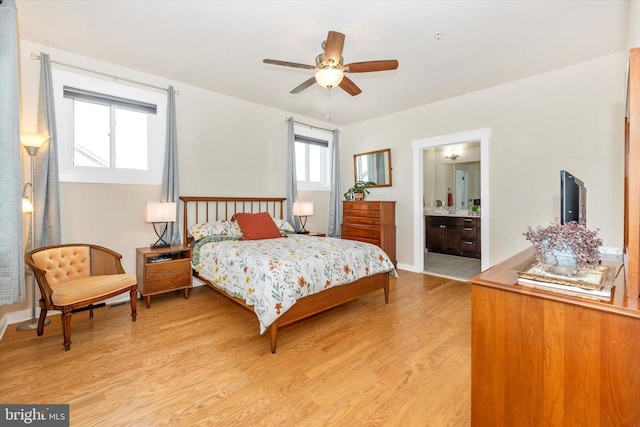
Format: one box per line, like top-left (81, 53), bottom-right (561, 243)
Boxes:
top-left (328, 128), bottom-right (342, 237)
top-left (285, 117), bottom-right (300, 230)
top-left (0, 0), bottom-right (25, 305)
top-left (161, 86), bottom-right (181, 244)
top-left (33, 52), bottom-right (61, 249)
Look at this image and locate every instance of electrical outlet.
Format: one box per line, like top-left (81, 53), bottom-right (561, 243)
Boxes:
top-left (598, 246), bottom-right (623, 261)
top-left (598, 246), bottom-right (623, 255)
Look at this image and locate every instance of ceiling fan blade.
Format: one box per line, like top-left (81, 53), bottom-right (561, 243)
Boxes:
top-left (344, 60), bottom-right (399, 73)
top-left (290, 77), bottom-right (317, 94)
top-left (324, 31), bottom-right (345, 65)
top-left (263, 59), bottom-right (315, 70)
top-left (339, 76), bottom-right (362, 96)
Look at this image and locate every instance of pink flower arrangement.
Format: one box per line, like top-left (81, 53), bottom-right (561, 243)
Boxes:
top-left (523, 220), bottom-right (603, 272)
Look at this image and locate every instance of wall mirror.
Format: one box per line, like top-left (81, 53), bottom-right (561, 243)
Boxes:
top-left (353, 148), bottom-right (392, 187)
top-left (434, 161), bottom-right (481, 209)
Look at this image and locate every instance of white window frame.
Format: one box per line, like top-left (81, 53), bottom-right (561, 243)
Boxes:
top-left (53, 68), bottom-right (167, 185)
top-left (294, 124), bottom-right (332, 191)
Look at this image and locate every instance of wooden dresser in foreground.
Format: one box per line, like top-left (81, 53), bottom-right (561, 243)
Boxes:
top-left (468, 248), bottom-right (640, 426)
top-left (341, 200), bottom-right (396, 266)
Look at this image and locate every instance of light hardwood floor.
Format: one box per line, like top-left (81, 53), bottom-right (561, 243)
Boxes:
top-left (0, 270), bottom-right (471, 426)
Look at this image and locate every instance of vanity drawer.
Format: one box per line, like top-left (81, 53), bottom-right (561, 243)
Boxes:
top-left (460, 225), bottom-right (477, 241)
top-left (460, 239), bottom-right (478, 256)
top-left (427, 216), bottom-right (458, 227)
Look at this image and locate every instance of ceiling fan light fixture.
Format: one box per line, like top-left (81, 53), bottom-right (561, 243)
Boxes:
top-left (315, 67), bottom-right (344, 89)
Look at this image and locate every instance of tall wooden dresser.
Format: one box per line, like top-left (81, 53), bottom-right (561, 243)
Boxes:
top-left (341, 201), bottom-right (396, 266)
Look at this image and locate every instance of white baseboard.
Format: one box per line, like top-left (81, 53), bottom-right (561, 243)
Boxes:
top-left (0, 307), bottom-right (59, 340)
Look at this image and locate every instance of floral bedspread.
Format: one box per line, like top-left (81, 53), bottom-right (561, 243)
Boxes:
top-left (191, 235), bottom-right (398, 334)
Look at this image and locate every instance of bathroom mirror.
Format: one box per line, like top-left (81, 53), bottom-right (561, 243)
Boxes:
top-left (353, 148), bottom-right (392, 187)
top-left (434, 161), bottom-right (480, 209)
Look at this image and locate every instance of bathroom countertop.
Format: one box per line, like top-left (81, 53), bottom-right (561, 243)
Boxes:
top-left (424, 211), bottom-right (481, 218)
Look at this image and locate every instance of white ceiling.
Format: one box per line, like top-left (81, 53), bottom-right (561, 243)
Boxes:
top-left (15, 0), bottom-right (629, 125)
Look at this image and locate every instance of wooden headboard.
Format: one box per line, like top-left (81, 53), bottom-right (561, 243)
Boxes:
top-left (179, 196), bottom-right (287, 244)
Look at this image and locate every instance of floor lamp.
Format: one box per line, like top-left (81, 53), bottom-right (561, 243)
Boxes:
top-left (16, 134), bottom-right (50, 332)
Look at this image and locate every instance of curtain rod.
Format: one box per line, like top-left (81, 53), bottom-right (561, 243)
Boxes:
top-left (30, 53), bottom-right (178, 94)
top-left (291, 119), bottom-right (336, 133)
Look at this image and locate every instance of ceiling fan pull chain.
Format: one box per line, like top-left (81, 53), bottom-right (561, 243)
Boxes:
top-left (326, 88), bottom-right (333, 121)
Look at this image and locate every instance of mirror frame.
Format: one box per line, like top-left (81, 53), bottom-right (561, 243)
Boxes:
top-left (353, 148), bottom-right (392, 188)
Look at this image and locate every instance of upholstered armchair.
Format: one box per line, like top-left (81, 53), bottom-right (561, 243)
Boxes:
top-left (25, 243), bottom-right (138, 351)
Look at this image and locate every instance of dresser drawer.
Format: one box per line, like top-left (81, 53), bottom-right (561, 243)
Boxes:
top-left (341, 225), bottom-right (380, 240)
top-left (343, 210), bottom-right (381, 225)
top-left (342, 235), bottom-right (380, 246)
top-left (343, 201), bottom-right (382, 211)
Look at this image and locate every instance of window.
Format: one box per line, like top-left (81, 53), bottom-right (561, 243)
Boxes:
top-left (294, 124), bottom-right (333, 191)
top-left (53, 69), bottom-right (167, 184)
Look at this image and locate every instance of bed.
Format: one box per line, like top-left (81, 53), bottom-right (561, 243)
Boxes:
top-left (180, 196), bottom-right (397, 353)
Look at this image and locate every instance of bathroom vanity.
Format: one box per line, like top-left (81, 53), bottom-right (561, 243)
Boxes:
top-left (425, 214), bottom-right (481, 258)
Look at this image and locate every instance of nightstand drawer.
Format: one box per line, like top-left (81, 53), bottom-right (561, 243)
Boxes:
top-left (144, 272), bottom-right (192, 294)
top-left (145, 259), bottom-right (191, 280)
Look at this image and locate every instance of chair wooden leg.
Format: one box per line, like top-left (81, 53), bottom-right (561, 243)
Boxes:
top-left (37, 308), bottom-right (48, 336)
top-left (129, 288), bottom-right (137, 321)
top-left (62, 310), bottom-right (73, 351)
top-left (89, 304), bottom-right (94, 318)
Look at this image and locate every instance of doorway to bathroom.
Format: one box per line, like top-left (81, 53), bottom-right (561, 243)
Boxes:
top-left (412, 128), bottom-right (491, 280)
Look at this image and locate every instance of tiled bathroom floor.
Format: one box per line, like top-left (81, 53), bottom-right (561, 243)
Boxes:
top-left (424, 251), bottom-right (482, 280)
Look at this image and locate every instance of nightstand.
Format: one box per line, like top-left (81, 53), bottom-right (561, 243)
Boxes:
top-left (136, 245), bottom-right (192, 308)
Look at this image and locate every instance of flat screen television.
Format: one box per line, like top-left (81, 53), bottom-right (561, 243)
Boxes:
top-left (560, 170), bottom-right (586, 224)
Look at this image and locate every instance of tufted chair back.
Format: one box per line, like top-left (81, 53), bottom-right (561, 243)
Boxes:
top-left (31, 246), bottom-right (91, 286)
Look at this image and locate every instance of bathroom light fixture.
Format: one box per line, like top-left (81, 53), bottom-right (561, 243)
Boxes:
top-left (445, 151), bottom-right (460, 160)
top-left (145, 201), bottom-right (177, 248)
top-left (292, 201), bottom-right (314, 234)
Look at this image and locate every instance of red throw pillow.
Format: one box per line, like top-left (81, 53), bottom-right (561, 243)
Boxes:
top-left (233, 212), bottom-right (282, 240)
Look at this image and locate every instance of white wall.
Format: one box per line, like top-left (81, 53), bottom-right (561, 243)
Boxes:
top-left (341, 52), bottom-right (627, 269)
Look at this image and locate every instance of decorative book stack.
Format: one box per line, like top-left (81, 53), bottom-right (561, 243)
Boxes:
top-left (516, 260), bottom-right (615, 301)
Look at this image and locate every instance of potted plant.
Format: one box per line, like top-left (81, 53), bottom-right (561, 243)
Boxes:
top-left (344, 181), bottom-right (376, 201)
top-left (523, 220), bottom-right (602, 276)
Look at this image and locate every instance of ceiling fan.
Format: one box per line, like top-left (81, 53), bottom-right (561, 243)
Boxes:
top-left (263, 31), bottom-right (399, 96)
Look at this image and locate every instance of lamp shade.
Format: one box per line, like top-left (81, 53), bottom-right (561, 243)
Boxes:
top-left (292, 201), bottom-right (314, 216)
top-left (21, 133), bottom-right (49, 157)
top-left (145, 201), bottom-right (177, 223)
top-left (315, 68), bottom-right (344, 88)
top-left (21, 133), bottom-right (48, 148)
